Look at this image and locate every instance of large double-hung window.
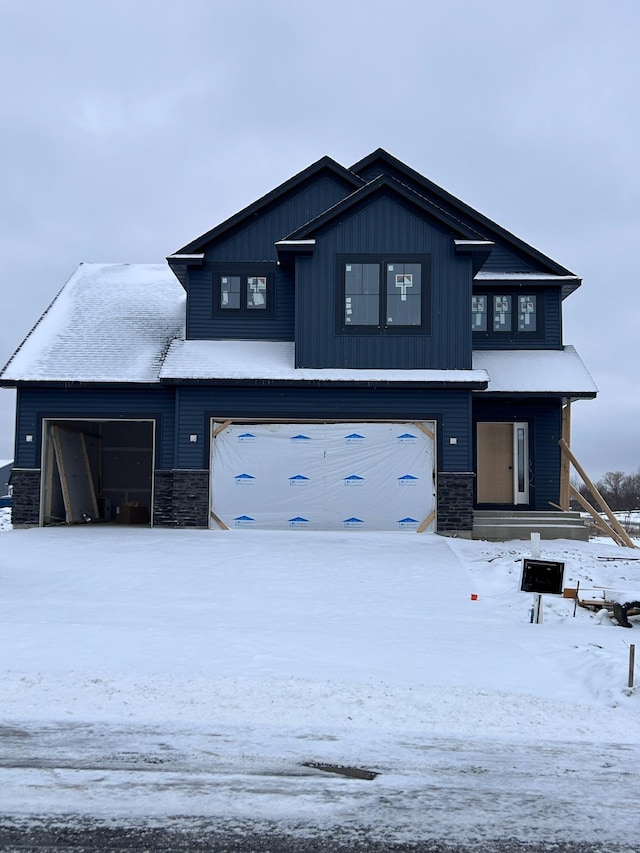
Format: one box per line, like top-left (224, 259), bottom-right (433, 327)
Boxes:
top-left (339, 254), bottom-right (430, 333)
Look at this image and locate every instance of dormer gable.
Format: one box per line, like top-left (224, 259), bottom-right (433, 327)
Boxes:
top-left (287, 174), bottom-right (484, 242)
top-left (350, 149), bottom-right (578, 288)
top-left (283, 174), bottom-right (494, 277)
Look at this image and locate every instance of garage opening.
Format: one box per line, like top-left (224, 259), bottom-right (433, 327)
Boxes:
top-left (210, 420), bottom-right (436, 532)
top-left (40, 419), bottom-right (155, 526)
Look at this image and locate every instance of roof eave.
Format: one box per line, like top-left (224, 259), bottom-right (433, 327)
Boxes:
top-left (166, 254), bottom-right (205, 290)
top-left (158, 376), bottom-right (489, 389)
top-left (0, 379), bottom-right (165, 389)
top-left (454, 240), bottom-right (495, 275)
top-left (473, 272), bottom-right (582, 299)
top-left (474, 390), bottom-right (597, 399)
top-left (275, 239), bottom-right (316, 259)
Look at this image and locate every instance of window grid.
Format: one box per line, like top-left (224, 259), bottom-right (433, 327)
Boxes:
top-left (217, 273), bottom-right (270, 313)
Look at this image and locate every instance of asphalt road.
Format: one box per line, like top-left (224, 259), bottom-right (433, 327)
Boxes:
top-left (0, 823), bottom-right (633, 853)
top-left (1, 722), bottom-right (638, 851)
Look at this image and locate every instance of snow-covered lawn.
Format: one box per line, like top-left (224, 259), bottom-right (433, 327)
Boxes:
top-left (1, 519), bottom-right (640, 844)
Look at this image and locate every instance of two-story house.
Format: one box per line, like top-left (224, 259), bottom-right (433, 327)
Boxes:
top-left (0, 150), bottom-right (597, 537)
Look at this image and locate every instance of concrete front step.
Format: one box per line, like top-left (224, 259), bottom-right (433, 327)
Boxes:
top-left (472, 511), bottom-right (589, 542)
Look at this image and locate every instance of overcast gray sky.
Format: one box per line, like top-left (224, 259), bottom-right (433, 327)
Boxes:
top-left (1, 0), bottom-right (639, 480)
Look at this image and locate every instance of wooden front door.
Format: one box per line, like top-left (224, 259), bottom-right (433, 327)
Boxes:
top-left (476, 421), bottom-right (530, 505)
top-left (477, 422), bottom-right (514, 503)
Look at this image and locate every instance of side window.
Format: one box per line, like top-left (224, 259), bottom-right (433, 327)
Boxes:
top-left (493, 295), bottom-right (512, 331)
top-left (473, 292), bottom-right (540, 337)
top-left (471, 295), bottom-right (487, 331)
top-left (518, 295), bottom-right (537, 331)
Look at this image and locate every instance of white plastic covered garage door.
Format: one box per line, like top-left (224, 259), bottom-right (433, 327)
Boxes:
top-left (210, 421), bottom-right (436, 532)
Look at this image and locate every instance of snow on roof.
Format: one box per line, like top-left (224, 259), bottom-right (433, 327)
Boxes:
top-left (0, 263), bottom-right (596, 396)
top-left (159, 340), bottom-right (489, 384)
top-left (473, 346), bottom-right (598, 396)
top-left (0, 459), bottom-right (12, 469)
top-left (1, 264), bottom-right (185, 383)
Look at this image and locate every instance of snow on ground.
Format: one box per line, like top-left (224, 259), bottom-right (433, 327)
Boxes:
top-left (1, 519), bottom-right (640, 844)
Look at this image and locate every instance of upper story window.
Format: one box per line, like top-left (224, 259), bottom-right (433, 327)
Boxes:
top-left (212, 264), bottom-right (275, 317)
top-left (472, 292), bottom-right (539, 335)
top-left (220, 274), bottom-right (268, 310)
top-left (517, 294), bottom-right (537, 331)
top-left (472, 295), bottom-right (488, 331)
top-left (339, 254), bottom-right (430, 334)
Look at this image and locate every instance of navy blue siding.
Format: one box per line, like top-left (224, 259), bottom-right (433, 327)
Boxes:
top-left (478, 245), bottom-right (537, 273)
top-left (187, 263), bottom-right (294, 340)
top-left (206, 175), bottom-right (353, 263)
top-left (295, 194), bottom-right (474, 369)
top-left (15, 387), bottom-right (176, 469)
top-left (355, 162), bottom-right (542, 273)
top-left (175, 385), bottom-right (473, 472)
top-left (185, 173), bottom-right (352, 341)
top-left (472, 288), bottom-right (563, 350)
top-left (473, 398), bottom-right (562, 510)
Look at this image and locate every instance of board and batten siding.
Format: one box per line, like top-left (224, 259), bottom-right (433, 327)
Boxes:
top-left (473, 398), bottom-right (562, 510)
top-left (14, 387), bottom-right (176, 469)
top-left (295, 194), bottom-right (474, 370)
top-left (206, 174), bottom-right (354, 264)
top-left (174, 384), bottom-right (473, 473)
top-left (353, 162), bottom-right (543, 274)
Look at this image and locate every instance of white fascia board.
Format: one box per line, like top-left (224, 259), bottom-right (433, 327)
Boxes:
top-left (474, 272), bottom-right (579, 280)
top-left (167, 254), bottom-right (206, 260)
top-left (454, 240), bottom-right (495, 246)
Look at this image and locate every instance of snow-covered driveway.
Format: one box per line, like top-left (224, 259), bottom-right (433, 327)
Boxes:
top-left (1, 524), bottom-right (640, 845)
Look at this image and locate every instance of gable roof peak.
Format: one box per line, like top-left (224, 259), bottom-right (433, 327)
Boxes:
top-left (173, 155), bottom-right (363, 255)
top-left (286, 171), bottom-right (485, 242)
top-left (350, 147), bottom-right (404, 173)
top-left (350, 149), bottom-right (575, 278)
